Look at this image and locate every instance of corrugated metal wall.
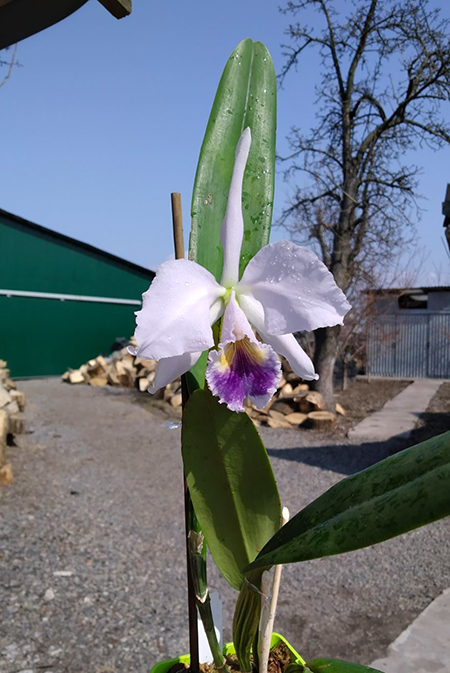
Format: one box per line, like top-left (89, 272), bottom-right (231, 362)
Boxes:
top-left (367, 313), bottom-right (450, 379)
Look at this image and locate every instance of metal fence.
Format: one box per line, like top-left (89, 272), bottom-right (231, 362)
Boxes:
top-left (367, 313), bottom-right (450, 379)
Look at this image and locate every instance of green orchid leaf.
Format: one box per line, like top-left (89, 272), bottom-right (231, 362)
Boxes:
top-left (186, 38), bottom-right (276, 391)
top-left (189, 38), bottom-right (276, 283)
top-left (182, 388), bottom-right (281, 590)
top-left (285, 665), bottom-right (313, 673)
top-left (246, 431), bottom-right (450, 570)
top-left (305, 659), bottom-right (383, 673)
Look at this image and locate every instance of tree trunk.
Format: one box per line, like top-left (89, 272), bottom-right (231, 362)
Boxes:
top-left (311, 325), bottom-right (341, 411)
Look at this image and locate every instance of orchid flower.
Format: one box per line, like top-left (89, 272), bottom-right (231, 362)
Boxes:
top-left (131, 128), bottom-right (351, 412)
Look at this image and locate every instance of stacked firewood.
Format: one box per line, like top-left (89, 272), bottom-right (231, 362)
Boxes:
top-left (62, 340), bottom-right (345, 429)
top-left (0, 360), bottom-right (26, 485)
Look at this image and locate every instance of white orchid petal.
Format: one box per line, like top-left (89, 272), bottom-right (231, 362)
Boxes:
top-left (134, 258), bottom-right (225, 360)
top-left (150, 352), bottom-right (202, 393)
top-left (262, 332), bottom-right (318, 381)
top-left (238, 241), bottom-right (351, 335)
top-left (220, 127), bottom-right (252, 288)
top-left (238, 293), bottom-right (318, 381)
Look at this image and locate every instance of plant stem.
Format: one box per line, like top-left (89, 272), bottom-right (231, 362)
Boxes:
top-left (172, 192), bottom-right (199, 673)
top-left (233, 572), bottom-right (263, 673)
top-left (184, 479), bottom-right (200, 672)
top-left (188, 522), bottom-right (230, 673)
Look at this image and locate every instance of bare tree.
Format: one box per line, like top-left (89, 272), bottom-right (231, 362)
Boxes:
top-left (279, 0), bottom-right (450, 408)
top-left (0, 44), bottom-right (19, 90)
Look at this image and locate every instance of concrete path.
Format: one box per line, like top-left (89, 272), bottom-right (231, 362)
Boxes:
top-left (349, 379), bottom-right (443, 441)
top-left (371, 588), bottom-right (450, 672)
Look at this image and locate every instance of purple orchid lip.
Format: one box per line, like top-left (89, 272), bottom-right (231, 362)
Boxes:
top-left (206, 335), bottom-right (281, 413)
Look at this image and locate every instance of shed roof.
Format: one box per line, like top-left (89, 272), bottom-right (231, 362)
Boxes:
top-left (366, 286), bottom-right (450, 295)
top-left (0, 207), bottom-right (154, 281)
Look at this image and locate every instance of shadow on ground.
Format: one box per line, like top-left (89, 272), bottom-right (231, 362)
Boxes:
top-left (267, 439), bottom-right (404, 476)
top-left (267, 411), bottom-right (450, 476)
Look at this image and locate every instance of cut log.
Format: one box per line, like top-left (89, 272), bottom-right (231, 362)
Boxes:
top-left (61, 370), bottom-right (70, 382)
top-left (284, 412), bottom-right (308, 426)
top-left (270, 400), bottom-right (294, 416)
top-left (115, 361), bottom-right (134, 387)
top-left (247, 409), bottom-right (268, 424)
top-left (69, 370), bottom-right (85, 384)
top-left (0, 368), bottom-right (10, 382)
top-left (267, 410), bottom-right (292, 429)
top-left (107, 367), bottom-right (120, 386)
top-left (87, 362), bottom-right (107, 378)
top-left (4, 400), bottom-right (19, 415)
top-left (0, 462), bottom-right (13, 486)
top-left (0, 386), bottom-right (11, 408)
top-left (279, 383), bottom-right (293, 397)
top-left (335, 403), bottom-right (346, 416)
top-left (135, 357), bottom-right (156, 371)
top-left (88, 377), bottom-right (108, 387)
top-left (11, 390), bottom-right (26, 412)
top-left (138, 377), bottom-right (150, 392)
top-left (292, 383), bottom-right (309, 394)
top-left (298, 391), bottom-right (326, 413)
top-left (3, 378), bottom-right (16, 390)
top-left (0, 409), bottom-right (8, 442)
top-left (0, 409), bottom-right (8, 467)
top-left (307, 411), bottom-right (337, 430)
top-left (0, 359), bottom-right (7, 368)
top-left (170, 393), bottom-right (183, 408)
top-left (8, 412), bottom-right (25, 435)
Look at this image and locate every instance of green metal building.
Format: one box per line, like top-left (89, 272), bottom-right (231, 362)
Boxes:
top-left (0, 208), bottom-right (154, 377)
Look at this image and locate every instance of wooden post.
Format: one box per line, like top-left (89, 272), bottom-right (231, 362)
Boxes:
top-left (171, 192), bottom-right (200, 673)
top-left (97, 0), bottom-right (131, 19)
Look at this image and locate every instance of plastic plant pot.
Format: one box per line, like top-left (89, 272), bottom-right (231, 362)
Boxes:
top-left (150, 632), bottom-right (305, 673)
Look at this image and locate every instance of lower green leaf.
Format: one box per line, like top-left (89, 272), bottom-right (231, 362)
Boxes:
top-left (246, 431), bottom-right (450, 570)
top-left (306, 658), bottom-right (383, 673)
top-left (182, 388), bottom-right (281, 590)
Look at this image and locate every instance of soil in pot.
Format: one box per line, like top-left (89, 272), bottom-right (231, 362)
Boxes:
top-left (168, 642), bottom-right (294, 673)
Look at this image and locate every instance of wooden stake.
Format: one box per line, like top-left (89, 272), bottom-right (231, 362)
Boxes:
top-left (171, 193), bottom-right (185, 260)
top-left (259, 507), bottom-right (290, 673)
top-left (171, 192), bottom-right (200, 673)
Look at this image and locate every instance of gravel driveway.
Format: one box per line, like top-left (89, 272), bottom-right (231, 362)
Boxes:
top-left (1, 379), bottom-right (449, 673)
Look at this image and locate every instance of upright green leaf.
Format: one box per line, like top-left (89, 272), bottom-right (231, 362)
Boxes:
top-left (305, 659), bottom-right (383, 673)
top-left (182, 388), bottom-right (281, 590)
top-left (246, 431), bottom-right (450, 570)
top-left (189, 38), bottom-right (277, 282)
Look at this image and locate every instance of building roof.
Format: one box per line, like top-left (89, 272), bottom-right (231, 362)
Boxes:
top-left (0, 207), bottom-right (154, 281)
top-left (0, 0), bottom-right (131, 50)
top-left (366, 286), bottom-right (450, 295)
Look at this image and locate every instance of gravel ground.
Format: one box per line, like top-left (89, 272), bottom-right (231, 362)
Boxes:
top-left (0, 379), bottom-right (449, 673)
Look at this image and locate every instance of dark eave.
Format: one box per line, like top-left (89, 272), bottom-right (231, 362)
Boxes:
top-left (366, 286), bottom-right (450, 295)
top-left (0, 0), bottom-right (131, 50)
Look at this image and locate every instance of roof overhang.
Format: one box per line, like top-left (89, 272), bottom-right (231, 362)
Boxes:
top-left (0, 0), bottom-right (131, 50)
top-left (365, 286), bottom-right (450, 295)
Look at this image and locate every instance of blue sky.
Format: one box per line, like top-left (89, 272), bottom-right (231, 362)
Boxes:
top-left (0, 0), bottom-right (449, 285)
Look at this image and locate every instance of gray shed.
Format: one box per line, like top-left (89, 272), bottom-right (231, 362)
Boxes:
top-left (367, 287), bottom-right (450, 379)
